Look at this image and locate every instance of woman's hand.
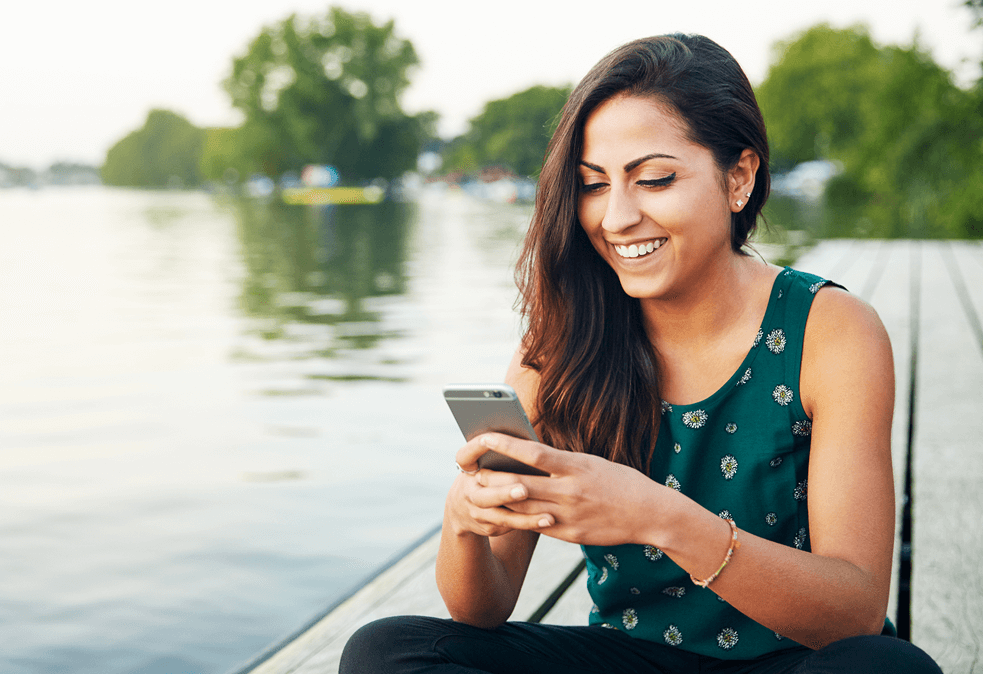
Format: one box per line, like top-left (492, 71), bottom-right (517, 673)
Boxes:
top-left (444, 436), bottom-right (556, 539)
top-left (454, 432), bottom-right (673, 548)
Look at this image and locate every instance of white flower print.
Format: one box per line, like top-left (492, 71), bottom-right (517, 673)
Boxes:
top-left (664, 625), bottom-right (683, 646)
top-left (662, 586), bottom-right (686, 598)
top-left (792, 420), bottom-right (812, 437)
top-left (725, 422), bottom-right (738, 434)
top-left (601, 623), bottom-right (615, 629)
top-left (682, 409), bottom-right (708, 429)
top-left (772, 384), bottom-right (794, 406)
top-left (719, 509), bottom-right (733, 520)
top-left (752, 329), bottom-right (763, 348)
top-left (598, 567), bottom-right (608, 584)
top-left (766, 328), bottom-right (786, 354)
top-left (673, 442), bottom-right (682, 454)
top-left (661, 400), bottom-right (673, 415)
top-left (737, 368), bottom-right (752, 386)
top-left (591, 604), bottom-right (600, 614)
top-left (720, 455), bottom-right (738, 480)
top-left (604, 553), bottom-right (619, 570)
top-left (630, 587), bottom-right (641, 595)
top-left (717, 628), bottom-right (739, 650)
top-left (775, 632), bottom-right (785, 641)
top-left (644, 545), bottom-right (664, 561)
top-left (784, 268), bottom-right (793, 276)
top-left (665, 474), bottom-right (681, 491)
top-left (794, 527), bottom-right (808, 550)
top-left (769, 457), bottom-right (783, 468)
top-left (809, 280), bottom-right (828, 294)
top-left (778, 289), bottom-right (784, 299)
top-left (794, 479), bottom-right (808, 501)
top-left (766, 512), bottom-right (778, 526)
top-left (622, 608), bottom-right (639, 630)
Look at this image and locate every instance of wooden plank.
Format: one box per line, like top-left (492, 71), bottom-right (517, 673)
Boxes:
top-left (910, 241), bottom-right (983, 672)
top-left (240, 530), bottom-right (586, 674)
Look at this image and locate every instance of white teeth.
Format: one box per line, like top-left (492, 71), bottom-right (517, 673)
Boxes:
top-left (614, 239), bottom-right (666, 258)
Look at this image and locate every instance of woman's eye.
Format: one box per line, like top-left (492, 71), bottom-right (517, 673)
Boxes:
top-left (579, 182), bottom-right (606, 193)
top-left (638, 173), bottom-right (676, 188)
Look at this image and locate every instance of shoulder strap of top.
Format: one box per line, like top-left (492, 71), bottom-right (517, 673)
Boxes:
top-left (780, 268), bottom-right (846, 409)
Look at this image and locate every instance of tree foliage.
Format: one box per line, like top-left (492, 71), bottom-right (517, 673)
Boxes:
top-left (443, 85), bottom-right (571, 177)
top-left (757, 24), bottom-right (983, 237)
top-left (101, 109), bottom-right (205, 188)
top-left (223, 7), bottom-right (430, 182)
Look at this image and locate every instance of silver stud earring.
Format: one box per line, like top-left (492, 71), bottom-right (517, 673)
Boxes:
top-left (745, 192), bottom-right (752, 198)
top-left (736, 199), bottom-right (744, 208)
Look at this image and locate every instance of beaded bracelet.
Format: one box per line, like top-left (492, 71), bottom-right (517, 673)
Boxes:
top-left (690, 518), bottom-right (741, 588)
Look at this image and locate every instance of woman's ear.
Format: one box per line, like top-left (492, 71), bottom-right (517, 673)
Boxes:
top-left (729, 149), bottom-right (760, 212)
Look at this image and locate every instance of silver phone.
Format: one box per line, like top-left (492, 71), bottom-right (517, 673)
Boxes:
top-left (443, 384), bottom-right (548, 476)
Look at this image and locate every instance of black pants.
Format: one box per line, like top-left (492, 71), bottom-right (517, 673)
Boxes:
top-left (339, 616), bottom-right (942, 674)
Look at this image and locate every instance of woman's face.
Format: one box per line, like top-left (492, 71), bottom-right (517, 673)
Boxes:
top-left (577, 94), bottom-right (739, 301)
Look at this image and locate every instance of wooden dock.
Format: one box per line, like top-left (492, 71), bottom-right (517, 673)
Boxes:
top-left (232, 240), bottom-right (982, 674)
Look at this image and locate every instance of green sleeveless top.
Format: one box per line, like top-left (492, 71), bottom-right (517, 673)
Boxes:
top-left (583, 267), bottom-right (837, 659)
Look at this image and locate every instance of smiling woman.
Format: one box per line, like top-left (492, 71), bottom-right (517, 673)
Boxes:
top-left (339, 34), bottom-right (943, 674)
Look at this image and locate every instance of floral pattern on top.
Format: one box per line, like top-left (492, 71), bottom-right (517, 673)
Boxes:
top-left (604, 553), bottom-right (619, 570)
top-left (682, 409), bottom-right (708, 429)
top-left (753, 329), bottom-right (764, 348)
top-left (809, 280), bottom-right (828, 294)
top-left (772, 385), bottom-right (794, 406)
top-left (737, 368), bottom-right (752, 386)
top-left (792, 420), bottom-right (812, 436)
top-left (664, 625), bottom-right (683, 646)
top-left (794, 479), bottom-right (808, 501)
top-left (766, 329), bottom-right (787, 354)
top-left (622, 608), bottom-right (639, 630)
top-left (661, 400), bottom-right (673, 415)
top-left (717, 628), bottom-right (740, 650)
top-left (721, 455), bottom-right (739, 480)
top-left (725, 422), bottom-right (738, 434)
top-left (598, 567), bottom-right (609, 584)
top-left (662, 586), bottom-right (686, 598)
top-left (794, 527), bottom-right (808, 550)
top-left (769, 457), bottom-right (783, 468)
top-left (665, 474), bottom-right (681, 491)
top-left (765, 512), bottom-right (778, 526)
top-left (673, 442), bottom-right (682, 454)
top-left (644, 545), bottom-right (664, 561)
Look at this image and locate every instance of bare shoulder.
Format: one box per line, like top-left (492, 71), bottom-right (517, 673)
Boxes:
top-left (505, 345), bottom-right (542, 418)
top-left (800, 286), bottom-right (894, 419)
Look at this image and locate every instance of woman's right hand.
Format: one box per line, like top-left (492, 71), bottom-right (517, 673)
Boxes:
top-left (444, 437), bottom-right (554, 539)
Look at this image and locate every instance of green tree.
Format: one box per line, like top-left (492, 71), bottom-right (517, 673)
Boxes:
top-left (223, 7), bottom-right (429, 182)
top-left (757, 24), bottom-right (983, 237)
top-left (102, 109), bottom-right (204, 188)
top-left (444, 84), bottom-right (571, 177)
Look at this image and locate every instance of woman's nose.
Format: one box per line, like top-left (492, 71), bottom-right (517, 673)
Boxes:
top-left (601, 187), bottom-right (642, 233)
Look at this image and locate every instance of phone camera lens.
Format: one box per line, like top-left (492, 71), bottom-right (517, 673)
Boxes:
top-left (493, 390), bottom-right (502, 398)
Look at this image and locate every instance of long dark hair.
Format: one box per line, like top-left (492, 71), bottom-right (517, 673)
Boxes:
top-left (516, 34), bottom-right (771, 473)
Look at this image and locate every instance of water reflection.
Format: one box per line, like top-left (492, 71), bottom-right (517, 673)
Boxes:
top-left (227, 198), bottom-right (415, 379)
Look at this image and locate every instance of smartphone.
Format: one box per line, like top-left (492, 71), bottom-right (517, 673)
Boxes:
top-left (443, 384), bottom-right (548, 476)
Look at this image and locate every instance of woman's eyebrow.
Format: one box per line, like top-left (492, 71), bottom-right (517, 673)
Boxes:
top-left (578, 153), bottom-right (678, 175)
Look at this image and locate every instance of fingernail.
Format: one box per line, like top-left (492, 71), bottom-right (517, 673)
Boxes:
top-left (480, 434), bottom-right (497, 448)
top-left (538, 517), bottom-right (552, 528)
top-left (510, 485), bottom-right (525, 499)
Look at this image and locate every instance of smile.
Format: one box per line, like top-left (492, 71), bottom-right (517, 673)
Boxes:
top-left (613, 238), bottom-right (667, 259)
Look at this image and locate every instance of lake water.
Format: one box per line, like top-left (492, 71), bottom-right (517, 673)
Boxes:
top-left (0, 186), bottom-right (534, 674)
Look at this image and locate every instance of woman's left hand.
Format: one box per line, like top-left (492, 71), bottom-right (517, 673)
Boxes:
top-left (465, 432), bottom-right (671, 547)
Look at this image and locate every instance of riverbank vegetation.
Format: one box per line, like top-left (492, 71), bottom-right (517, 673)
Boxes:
top-left (94, 5), bottom-right (982, 239)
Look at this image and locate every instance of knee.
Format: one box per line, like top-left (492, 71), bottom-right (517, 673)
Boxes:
top-left (339, 615), bottom-right (442, 674)
top-left (811, 635), bottom-right (943, 674)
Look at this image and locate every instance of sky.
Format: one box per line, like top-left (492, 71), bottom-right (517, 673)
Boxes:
top-left (1, 0), bottom-right (979, 170)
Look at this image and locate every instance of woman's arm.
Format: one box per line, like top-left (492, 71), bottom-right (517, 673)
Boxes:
top-left (470, 288), bottom-right (896, 647)
top-left (434, 349), bottom-right (548, 627)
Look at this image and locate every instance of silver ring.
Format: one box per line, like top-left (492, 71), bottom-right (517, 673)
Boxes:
top-left (456, 463), bottom-right (479, 475)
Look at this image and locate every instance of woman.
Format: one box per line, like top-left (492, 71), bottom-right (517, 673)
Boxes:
top-left (341, 34), bottom-right (941, 673)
